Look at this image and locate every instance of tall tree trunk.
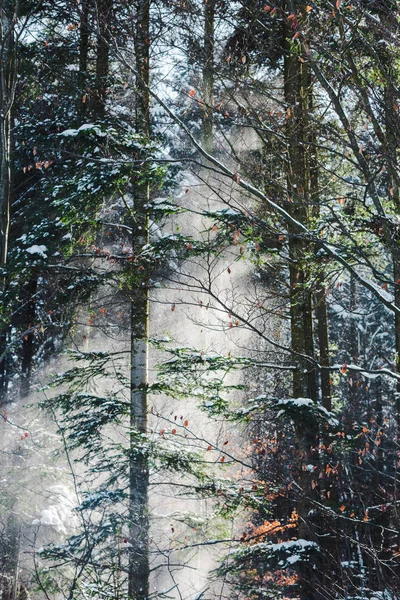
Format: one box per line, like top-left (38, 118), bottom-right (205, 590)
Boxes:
top-left (93, 0), bottom-right (112, 118)
top-left (283, 4), bottom-right (320, 597)
top-left (0, 0), bottom-right (16, 268)
top-left (128, 1), bottom-right (150, 598)
top-left (309, 81), bottom-right (331, 412)
top-left (202, 0), bottom-right (215, 153)
top-left (0, 112), bottom-right (11, 271)
top-left (385, 77), bottom-right (400, 429)
top-left (0, 0), bottom-right (17, 395)
top-left (315, 275), bottom-right (331, 411)
top-left (77, 0), bottom-right (90, 118)
top-left (379, 14), bottom-right (400, 572)
top-left (283, 5), bottom-right (315, 403)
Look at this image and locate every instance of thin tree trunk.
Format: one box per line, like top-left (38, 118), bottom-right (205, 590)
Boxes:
top-left (128, 1), bottom-right (150, 598)
top-left (0, 116), bottom-right (11, 269)
top-left (309, 76), bottom-right (331, 412)
top-left (202, 0), bottom-right (215, 153)
top-left (315, 275), bottom-right (331, 411)
top-left (385, 81), bottom-right (400, 428)
top-left (19, 278), bottom-right (37, 397)
top-left (380, 20), bottom-right (400, 569)
top-left (0, 0), bottom-right (15, 268)
top-left (0, 0), bottom-right (17, 395)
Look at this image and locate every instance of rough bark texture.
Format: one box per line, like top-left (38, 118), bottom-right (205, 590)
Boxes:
top-left (128, 1), bottom-right (150, 598)
top-left (93, 0), bottom-right (112, 117)
top-left (202, 0), bottom-right (215, 153)
top-left (284, 3), bottom-right (320, 597)
top-left (77, 0), bottom-right (90, 117)
top-left (283, 8), bottom-right (315, 403)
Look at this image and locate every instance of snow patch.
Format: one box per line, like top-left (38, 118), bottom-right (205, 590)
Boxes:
top-left (26, 245), bottom-right (47, 257)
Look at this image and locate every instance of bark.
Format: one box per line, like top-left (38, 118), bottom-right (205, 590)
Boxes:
top-left (0, 516), bottom-right (22, 600)
top-left (128, 1), bottom-right (150, 598)
top-left (0, 115), bottom-right (11, 269)
top-left (379, 14), bottom-right (400, 570)
top-left (0, 0), bottom-right (17, 395)
top-left (0, 0), bottom-right (15, 268)
top-left (283, 8), bottom-right (315, 402)
top-left (385, 75), bottom-right (400, 429)
top-left (19, 278), bottom-right (37, 397)
top-left (284, 4), bottom-right (321, 597)
top-left (77, 0), bottom-right (90, 117)
top-left (315, 274), bottom-right (331, 411)
top-left (202, 0), bottom-right (215, 153)
top-left (93, 0), bottom-right (112, 117)
top-left (309, 79), bottom-right (331, 412)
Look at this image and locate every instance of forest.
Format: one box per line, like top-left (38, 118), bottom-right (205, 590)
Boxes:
top-left (1, 0), bottom-right (400, 599)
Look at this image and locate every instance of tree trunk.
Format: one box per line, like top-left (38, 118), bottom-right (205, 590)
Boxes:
top-left (283, 4), bottom-right (320, 597)
top-left (385, 77), bottom-right (400, 429)
top-left (0, 0), bottom-right (15, 268)
top-left (315, 274), bottom-right (331, 411)
top-left (77, 0), bottom-right (90, 117)
top-left (0, 516), bottom-right (21, 600)
top-left (128, 1), bottom-right (150, 598)
top-left (309, 78), bottom-right (331, 412)
top-left (283, 6), bottom-right (315, 402)
top-left (93, 0), bottom-right (112, 118)
top-left (19, 278), bottom-right (37, 397)
top-left (0, 0), bottom-right (17, 395)
top-left (202, 0), bottom-right (215, 153)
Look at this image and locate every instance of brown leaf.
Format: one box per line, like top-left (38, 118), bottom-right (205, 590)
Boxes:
top-left (232, 172), bottom-right (240, 183)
